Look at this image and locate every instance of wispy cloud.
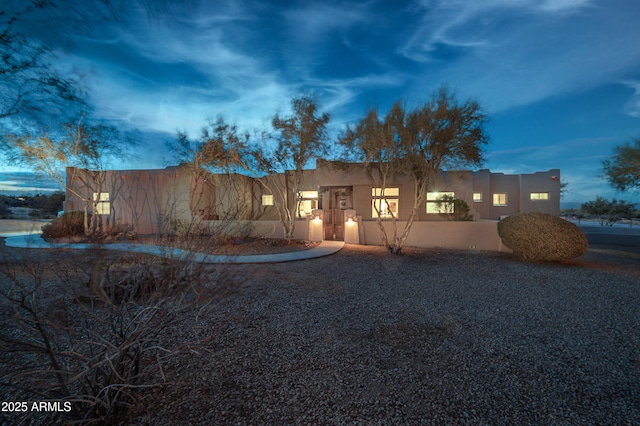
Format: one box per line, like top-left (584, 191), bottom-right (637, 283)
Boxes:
top-left (621, 80), bottom-right (640, 118)
top-left (7, 0), bottom-right (640, 205)
top-left (400, 0), bottom-right (638, 113)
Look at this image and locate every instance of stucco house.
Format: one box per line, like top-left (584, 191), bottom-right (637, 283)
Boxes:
top-left (63, 160), bottom-right (560, 250)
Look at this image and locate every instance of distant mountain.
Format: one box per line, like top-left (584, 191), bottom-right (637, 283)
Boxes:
top-left (560, 201), bottom-right (583, 210)
top-left (0, 172), bottom-right (62, 195)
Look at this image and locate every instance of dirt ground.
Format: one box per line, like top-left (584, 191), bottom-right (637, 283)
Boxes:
top-left (0, 233), bottom-right (638, 425)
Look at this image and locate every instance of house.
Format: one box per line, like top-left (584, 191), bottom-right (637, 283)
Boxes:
top-left (63, 160), bottom-right (560, 250)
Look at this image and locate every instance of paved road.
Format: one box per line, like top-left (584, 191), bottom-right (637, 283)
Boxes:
top-left (577, 225), bottom-right (640, 247)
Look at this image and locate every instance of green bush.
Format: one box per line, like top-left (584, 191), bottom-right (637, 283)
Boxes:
top-left (497, 212), bottom-right (588, 262)
top-left (41, 211), bottom-right (88, 238)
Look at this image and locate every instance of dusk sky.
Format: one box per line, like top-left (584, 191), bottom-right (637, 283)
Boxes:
top-left (3, 0), bottom-right (640, 206)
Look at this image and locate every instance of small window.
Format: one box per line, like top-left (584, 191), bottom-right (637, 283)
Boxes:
top-left (493, 193), bottom-right (507, 206)
top-left (371, 187), bottom-right (399, 218)
top-left (473, 192), bottom-right (483, 203)
top-left (426, 192), bottom-right (455, 214)
top-left (530, 192), bottom-right (549, 201)
top-left (372, 187), bottom-right (400, 197)
top-left (93, 192), bottom-right (110, 215)
top-left (262, 194), bottom-right (274, 206)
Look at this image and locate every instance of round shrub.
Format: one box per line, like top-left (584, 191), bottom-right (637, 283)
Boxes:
top-left (41, 211), bottom-right (89, 239)
top-left (497, 212), bottom-right (588, 262)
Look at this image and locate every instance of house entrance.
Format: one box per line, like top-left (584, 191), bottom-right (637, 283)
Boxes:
top-left (319, 186), bottom-right (352, 241)
top-left (323, 209), bottom-right (344, 241)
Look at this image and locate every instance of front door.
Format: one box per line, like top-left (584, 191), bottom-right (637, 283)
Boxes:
top-left (323, 209), bottom-right (344, 241)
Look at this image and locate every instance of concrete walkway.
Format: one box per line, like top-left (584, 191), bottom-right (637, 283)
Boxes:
top-left (2, 234), bottom-right (345, 264)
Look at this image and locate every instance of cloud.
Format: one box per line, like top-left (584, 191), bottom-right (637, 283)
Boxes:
top-left (280, 2), bottom-right (371, 44)
top-left (621, 80), bottom-right (640, 118)
top-left (400, 0), bottom-right (639, 113)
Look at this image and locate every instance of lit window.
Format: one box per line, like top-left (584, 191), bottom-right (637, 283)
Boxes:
top-left (473, 192), bottom-right (483, 202)
top-left (262, 194), bottom-right (274, 206)
top-left (297, 191), bottom-right (318, 217)
top-left (426, 192), bottom-right (455, 214)
top-left (372, 187), bottom-right (399, 218)
top-left (530, 192), bottom-right (549, 201)
top-left (299, 190), bottom-right (318, 199)
top-left (372, 187), bottom-right (399, 197)
top-left (93, 192), bottom-right (110, 215)
top-left (493, 193), bottom-right (507, 206)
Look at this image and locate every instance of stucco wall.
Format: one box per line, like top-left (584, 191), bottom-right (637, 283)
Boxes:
top-left (360, 220), bottom-right (512, 252)
top-left (518, 170), bottom-right (561, 216)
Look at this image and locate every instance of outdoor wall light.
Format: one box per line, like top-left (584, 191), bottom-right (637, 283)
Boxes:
top-left (314, 215), bottom-right (320, 221)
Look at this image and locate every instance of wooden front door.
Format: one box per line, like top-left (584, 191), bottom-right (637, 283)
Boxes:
top-left (323, 209), bottom-right (344, 241)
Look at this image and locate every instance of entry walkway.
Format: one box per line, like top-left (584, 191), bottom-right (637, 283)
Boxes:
top-left (2, 234), bottom-right (345, 264)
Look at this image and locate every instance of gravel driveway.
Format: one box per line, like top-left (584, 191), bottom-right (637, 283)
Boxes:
top-left (129, 244), bottom-right (640, 425)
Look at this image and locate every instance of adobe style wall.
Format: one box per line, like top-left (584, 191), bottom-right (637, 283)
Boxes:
top-left (360, 220), bottom-right (512, 252)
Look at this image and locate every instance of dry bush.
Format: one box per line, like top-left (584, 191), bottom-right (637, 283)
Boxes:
top-left (498, 212), bottom-right (588, 262)
top-left (41, 211), bottom-right (87, 238)
top-left (0, 245), bottom-right (223, 425)
top-left (42, 211), bottom-right (137, 243)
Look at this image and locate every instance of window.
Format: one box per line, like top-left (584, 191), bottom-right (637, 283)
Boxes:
top-left (426, 192), bottom-right (455, 214)
top-left (530, 192), bottom-right (549, 201)
top-left (299, 191), bottom-right (318, 199)
top-left (262, 194), bottom-right (274, 206)
top-left (93, 192), bottom-right (110, 215)
top-left (493, 193), bottom-right (507, 206)
top-left (371, 187), bottom-right (399, 218)
top-left (297, 191), bottom-right (318, 217)
top-left (473, 192), bottom-right (483, 203)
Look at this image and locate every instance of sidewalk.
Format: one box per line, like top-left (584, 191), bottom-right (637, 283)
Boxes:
top-left (2, 234), bottom-right (345, 264)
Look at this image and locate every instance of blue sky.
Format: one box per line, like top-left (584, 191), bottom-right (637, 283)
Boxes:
top-left (3, 0), bottom-right (640, 206)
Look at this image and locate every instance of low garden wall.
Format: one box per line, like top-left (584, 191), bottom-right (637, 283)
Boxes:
top-left (187, 217), bottom-right (510, 253)
top-left (205, 219), bottom-right (310, 241)
top-left (359, 220), bottom-right (511, 253)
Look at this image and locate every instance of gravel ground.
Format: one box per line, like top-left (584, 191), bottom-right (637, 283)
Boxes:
top-left (135, 244), bottom-right (639, 425)
top-left (1, 241), bottom-right (639, 425)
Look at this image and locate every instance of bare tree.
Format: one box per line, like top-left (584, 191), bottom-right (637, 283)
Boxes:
top-left (5, 114), bottom-right (135, 235)
top-left (178, 95), bottom-right (330, 244)
top-left (340, 87), bottom-right (488, 254)
top-left (0, 0), bottom-right (85, 127)
top-left (172, 115), bottom-right (256, 236)
top-left (251, 95), bottom-right (330, 243)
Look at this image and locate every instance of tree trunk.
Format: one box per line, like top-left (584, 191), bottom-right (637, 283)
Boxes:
top-left (83, 205), bottom-right (90, 236)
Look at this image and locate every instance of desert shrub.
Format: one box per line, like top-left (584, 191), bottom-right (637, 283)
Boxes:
top-left (497, 212), bottom-right (588, 261)
top-left (436, 195), bottom-right (473, 221)
top-left (41, 211), bottom-right (88, 238)
top-left (0, 244), bottom-right (217, 424)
